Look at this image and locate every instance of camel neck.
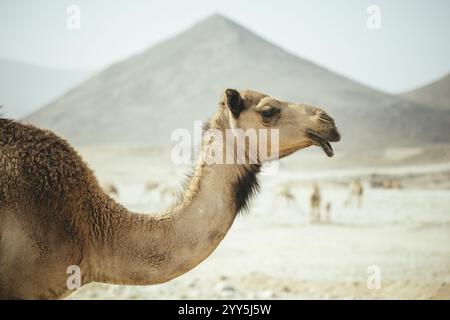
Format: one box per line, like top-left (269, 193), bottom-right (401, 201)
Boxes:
top-left (89, 124), bottom-right (261, 286)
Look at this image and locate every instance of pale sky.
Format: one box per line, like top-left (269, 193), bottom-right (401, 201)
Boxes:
top-left (0, 0), bottom-right (449, 93)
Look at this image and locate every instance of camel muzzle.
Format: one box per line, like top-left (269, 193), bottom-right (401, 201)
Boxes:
top-left (327, 127), bottom-right (341, 142)
top-left (306, 129), bottom-right (340, 157)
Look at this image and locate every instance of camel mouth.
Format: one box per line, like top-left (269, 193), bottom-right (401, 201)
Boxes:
top-left (307, 130), bottom-right (334, 157)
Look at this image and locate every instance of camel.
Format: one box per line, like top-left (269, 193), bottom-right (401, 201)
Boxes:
top-left (275, 183), bottom-right (297, 207)
top-left (0, 89), bottom-right (340, 299)
top-left (369, 175), bottom-right (401, 189)
top-left (309, 184), bottom-right (321, 223)
top-left (324, 201), bottom-right (332, 222)
top-left (144, 182), bottom-right (178, 204)
top-left (382, 179), bottom-right (401, 189)
top-left (102, 182), bottom-right (119, 198)
top-left (344, 179), bottom-right (364, 208)
top-left (145, 181), bottom-right (160, 192)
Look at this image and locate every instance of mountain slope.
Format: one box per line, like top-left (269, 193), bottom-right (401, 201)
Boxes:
top-left (25, 15), bottom-right (450, 150)
top-left (0, 58), bottom-right (92, 119)
top-left (400, 74), bottom-right (450, 110)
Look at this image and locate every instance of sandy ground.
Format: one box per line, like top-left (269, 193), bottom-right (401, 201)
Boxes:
top-left (68, 147), bottom-right (450, 299)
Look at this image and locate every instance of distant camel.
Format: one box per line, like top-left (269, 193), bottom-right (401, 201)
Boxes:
top-left (370, 175), bottom-right (401, 189)
top-left (344, 179), bottom-right (363, 208)
top-left (103, 182), bottom-right (119, 198)
top-left (144, 181), bottom-right (177, 203)
top-left (144, 181), bottom-right (160, 192)
top-left (324, 201), bottom-right (332, 222)
top-left (275, 183), bottom-right (296, 207)
top-left (382, 179), bottom-right (401, 189)
top-left (0, 89), bottom-right (340, 299)
top-left (310, 184), bottom-right (321, 223)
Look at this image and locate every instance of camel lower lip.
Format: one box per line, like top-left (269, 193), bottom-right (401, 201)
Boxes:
top-left (307, 131), bottom-right (334, 157)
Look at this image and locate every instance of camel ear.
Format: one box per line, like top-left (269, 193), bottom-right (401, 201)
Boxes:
top-left (225, 89), bottom-right (244, 118)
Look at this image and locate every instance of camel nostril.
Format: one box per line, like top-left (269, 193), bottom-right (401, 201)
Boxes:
top-left (318, 112), bottom-right (334, 124)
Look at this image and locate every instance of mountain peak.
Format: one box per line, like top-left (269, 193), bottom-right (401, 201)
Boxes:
top-left (188, 13), bottom-right (248, 35)
top-left (202, 13), bottom-right (232, 22)
top-left (197, 13), bottom-right (239, 25)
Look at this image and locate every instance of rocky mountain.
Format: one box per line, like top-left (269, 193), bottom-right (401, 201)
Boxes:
top-left (400, 73), bottom-right (450, 110)
top-left (25, 14), bottom-right (450, 150)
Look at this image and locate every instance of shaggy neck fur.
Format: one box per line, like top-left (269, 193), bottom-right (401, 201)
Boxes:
top-left (90, 110), bottom-right (261, 286)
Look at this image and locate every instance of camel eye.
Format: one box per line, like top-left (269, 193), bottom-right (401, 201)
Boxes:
top-left (261, 108), bottom-right (279, 119)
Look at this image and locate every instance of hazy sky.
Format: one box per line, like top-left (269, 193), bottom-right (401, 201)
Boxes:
top-left (0, 0), bottom-right (449, 93)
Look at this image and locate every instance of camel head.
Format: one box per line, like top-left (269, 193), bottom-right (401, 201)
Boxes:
top-left (221, 89), bottom-right (341, 160)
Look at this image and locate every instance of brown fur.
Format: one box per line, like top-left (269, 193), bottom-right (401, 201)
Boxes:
top-left (0, 118), bottom-right (113, 298)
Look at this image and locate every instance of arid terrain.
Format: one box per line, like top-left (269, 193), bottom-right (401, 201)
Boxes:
top-left (68, 147), bottom-right (450, 299)
top-left (2, 3), bottom-right (449, 301)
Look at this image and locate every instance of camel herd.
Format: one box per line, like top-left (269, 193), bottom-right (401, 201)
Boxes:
top-left (103, 174), bottom-right (405, 225)
top-left (102, 178), bottom-right (367, 224)
top-left (307, 179), bottom-right (364, 223)
top-left (274, 175), bottom-right (403, 223)
top-left (273, 179), bottom-right (366, 223)
top-left (102, 180), bottom-right (179, 205)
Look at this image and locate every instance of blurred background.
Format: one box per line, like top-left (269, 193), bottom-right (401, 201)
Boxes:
top-left (1, 0), bottom-right (449, 299)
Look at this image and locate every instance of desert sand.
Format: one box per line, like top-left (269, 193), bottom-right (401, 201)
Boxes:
top-left (66, 147), bottom-right (450, 299)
